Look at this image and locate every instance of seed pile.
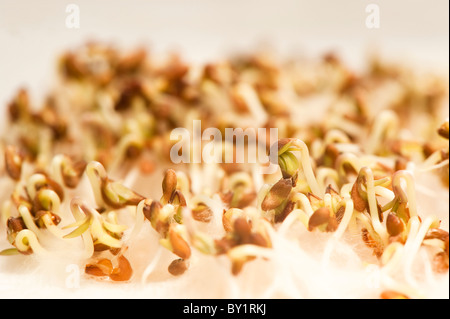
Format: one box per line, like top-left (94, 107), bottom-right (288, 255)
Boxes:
top-left (0, 43), bottom-right (448, 298)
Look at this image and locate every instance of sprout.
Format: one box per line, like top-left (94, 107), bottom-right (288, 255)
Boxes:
top-left (0, 42), bottom-right (448, 298)
top-left (9, 229), bottom-right (47, 256)
top-left (354, 167), bottom-right (389, 245)
top-left (391, 170), bottom-right (418, 219)
top-left (64, 198), bottom-right (125, 255)
top-left (261, 178), bottom-right (292, 212)
top-left (4, 145), bottom-right (25, 181)
top-left (335, 153), bottom-right (362, 183)
top-left (276, 138), bottom-right (322, 196)
top-left (225, 172), bottom-right (257, 209)
top-left (365, 110), bottom-right (399, 155)
top-left (50, 154), bottom-right (86, 188)
top-left (214, 217), bottom-right (271, 275)
top-left (86, 161), bottom-right (145, 209)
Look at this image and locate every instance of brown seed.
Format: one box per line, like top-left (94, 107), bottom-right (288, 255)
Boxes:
top-left (116, 48), bottom-right (146, 74)
top-left (351, 181), bottom-right (366, 212)
top-left (143, 200), bottom-right (158, 221)
top-left (85, 258), bottom-right (114, 277)
top-left (35, 210), bottom-right (61, 228)
top-left (169, 225), bottom-right (191, 260)
top-left (437, 121), bottom-right (449, 140)
top-left (61, 53), bottom-right (86, 79)
top-left (231, 259), bottom-right (246, 276)
top-left (308, 207), bottom-right (332, 231)
top-left (101, 179), bottom-right (145, 209)
top-left (220, 192), bottom-right (234, 208)
top-left (335, 206), bottom-right (345, 224)
top-left (250, 233), bottom-right (268, 247)
top-left (234, 218), bottom-right (252, 244)
top-left (7, 217), bottom-right (27, 233)
top-left (323, 144), bottom-right (340, 167)
top-left (85, 264), bottom-right (108, 277)
top-left (4, 145), bottom-right (24, 180)
top-left (8, 88), bottom-right (29, 122)
top-left (170, 190), bottom-right (187, 207)
top-left (425, 228), bottom-right (449, 241)
top-left (222, 209), bottom-right (233, 232)
top-left (386, 213), bottom-right (404, 237)
top-left (61, 159), bottom-right (87, 188)
top-left (432, 252), bottom-right (449, 274)
top-left (125, 144), bottom-right (142, 159)
top-left (425, 228), bottom-right (449, 256)
top-left (261, 178), bottom-right (292, 211)
top-left (446, 236), bottom-right (449, 257)
top-left (162, 169), bottom-right (177, 203)
top-left (274, 200), bottom-right (294, 224)
top-left (232, 191), bottom-right (257, 209)
top-left (214, 237), bottom-right (235, 255)
top-left (109, 255), bottom-right (133, 282)
top-left (380, 290), bottom-right (409, 299)
top-left (192, 204), bottom-right (213, 223)
top-left (326, 215), bottom-right (338, 232)
top-left (394, 158), bottom-right (408, 172)
top-left (361, 228), bottom-right (384, 258)
top-left (168, 258), bottom-right (189, 276)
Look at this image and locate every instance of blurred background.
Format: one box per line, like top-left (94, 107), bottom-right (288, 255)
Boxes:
top-left (0, 0), bottom-right (449, 121)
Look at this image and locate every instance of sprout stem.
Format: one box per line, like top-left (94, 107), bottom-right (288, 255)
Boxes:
top-left (86, 161), bottom-right (107, 208)
top-left (15, 229), bottom-right (47, 256)
top-left (289, 139), bottom-right (322, 196)
top-left (392, 170), bottom-right (418, 218)
top-left (359, 167), bottom-right (389, 244)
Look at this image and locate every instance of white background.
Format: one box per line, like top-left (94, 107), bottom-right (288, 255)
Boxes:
top-left (0, 0), bottom-right (448, 119)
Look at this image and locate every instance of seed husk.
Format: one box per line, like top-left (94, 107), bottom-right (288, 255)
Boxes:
top-left (308, 207), bottom-right (336, 232)
top-left (169, 225), bottom-right (191, 259)
top-left (192, 203), bottom-right (213, 223)
top-left (386, 213), bottom-right (404, 237)
top-left (4, 145), bottom-right (24, 180)
top-left (109, 255), bottom-right (133, 281)
top-left (432, 251), bottom-right (449, 274)
top-left (168, 258), bottom-right (189, 276)
top-left (61, 158), bottom-right (87, 188)
top-left (351, 181), bottom-right (367, 212)
top-left (85, 258), bottom-right (114, 277)
top-left (437, 120), bottom-right (449, 139)
top-left (274, 200), bottom-right (294, 223)
top-left (7, 217), bottom-right (27, 233)
top-left (162, 169), bottom-right (177, 203)
top-left (233, 217), bottom-right (252, 243)
top-left (35, 210), bottom-right (62, 228)
top-left (261, 178), bottom-right (292, 211)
